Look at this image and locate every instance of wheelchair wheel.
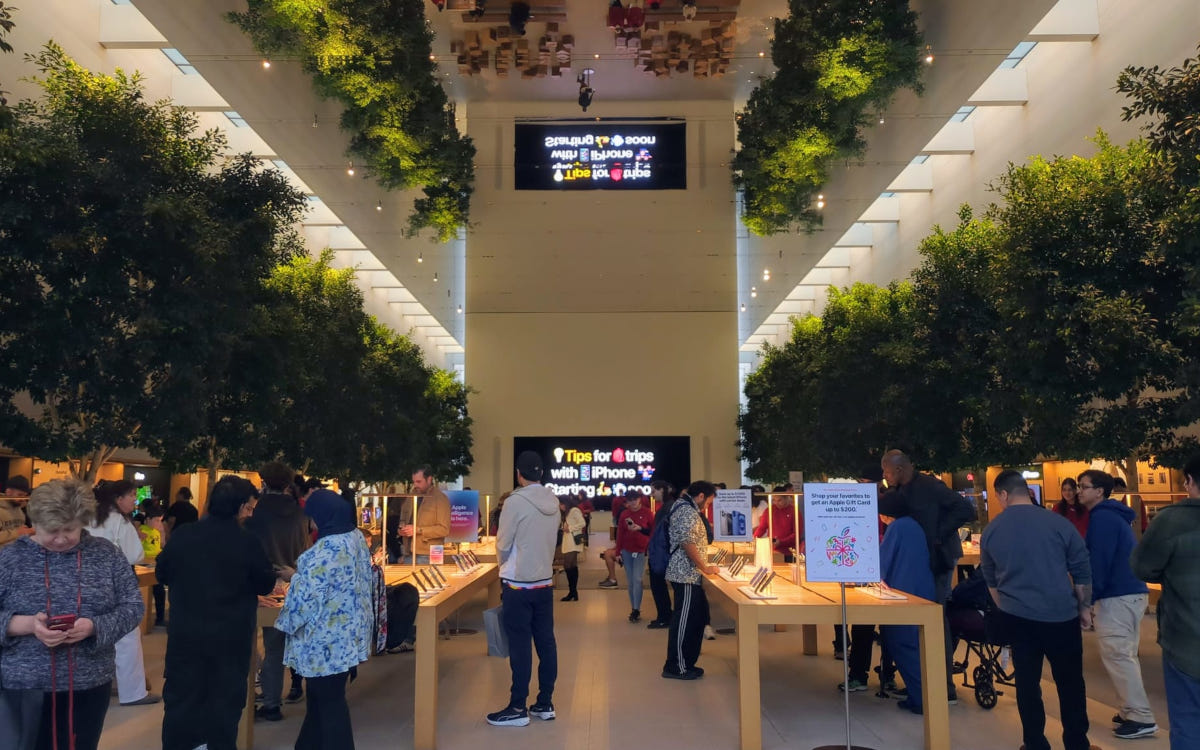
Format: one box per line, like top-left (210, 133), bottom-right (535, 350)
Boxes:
top-left (974, 667), bottom-right (998, 709)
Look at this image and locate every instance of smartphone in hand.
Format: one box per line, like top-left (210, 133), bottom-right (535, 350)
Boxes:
top-left (47, 614), bottom-right (77, 632)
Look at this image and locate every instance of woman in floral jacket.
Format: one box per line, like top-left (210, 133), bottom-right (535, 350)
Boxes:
top-left (275, 490), bottom-right (373, 749)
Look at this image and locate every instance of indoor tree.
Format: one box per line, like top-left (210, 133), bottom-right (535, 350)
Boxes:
top-left (0, 44), bottom-right (304, 481)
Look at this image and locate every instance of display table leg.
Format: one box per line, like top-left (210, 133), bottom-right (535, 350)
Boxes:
top-left (735, 607), bottom-right (762, 750)
top-left (918, 615), bottom-right (950, 750)
top-left (240, 644), bottom-right (258, 750)
top-left (801, 624), bottom-right (817, 655)
top-left (414, 607), bottom-right (440, 750)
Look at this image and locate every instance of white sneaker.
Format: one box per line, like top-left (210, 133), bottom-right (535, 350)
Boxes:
top-left (704, 625), bottom-right (716, 640)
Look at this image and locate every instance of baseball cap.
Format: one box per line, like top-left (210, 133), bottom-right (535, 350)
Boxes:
top-left (516, 451), bottom-right (543, 481)
top-left (5, 475), bottom-right (31, 495)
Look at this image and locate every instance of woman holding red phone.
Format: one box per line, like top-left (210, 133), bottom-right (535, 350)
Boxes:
top-left (0, 478), bottom-right (143, 750)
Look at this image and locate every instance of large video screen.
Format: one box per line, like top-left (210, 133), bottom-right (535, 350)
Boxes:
top-left (513, 436), bottom-right (691, 501)
top-left (514, 121), bottom-right (686, 190)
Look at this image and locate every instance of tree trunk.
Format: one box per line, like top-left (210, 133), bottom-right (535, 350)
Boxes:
top-left (67, 446), bottom-right (116, 483)
top-left (1124, 450), bottom-right (1145, 541)
top-left (206, 438), bottom-right (221, 497)
top-left (972, 470), bottom-right (989, 529)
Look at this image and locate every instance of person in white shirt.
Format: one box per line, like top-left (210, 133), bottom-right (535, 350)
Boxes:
top-left (89, 479), bottom-right (159, 706)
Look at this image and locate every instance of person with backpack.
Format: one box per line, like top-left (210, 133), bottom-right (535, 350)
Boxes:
top-left (661, 481), bottom-right (718, 680)
top-left (645, 480), bottom-right (677, 629)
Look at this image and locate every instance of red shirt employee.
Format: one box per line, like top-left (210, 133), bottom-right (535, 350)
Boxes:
top-left (754, 495), bottom-right (798, 556)
top-left (616, 493), bottom-right (653, 622)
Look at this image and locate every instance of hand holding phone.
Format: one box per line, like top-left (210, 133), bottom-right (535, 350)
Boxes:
top-left (46, 614), bottom-right (77, 632)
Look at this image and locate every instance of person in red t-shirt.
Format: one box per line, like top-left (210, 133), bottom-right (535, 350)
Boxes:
top-left (754, 492), bottom-right (799, 562)
top-left (599, 494), bottom-right (626, 588)
top-left (1052, 477), bottom-right (1089, 537)
top-left (617, 492), bottom-right (654, 622)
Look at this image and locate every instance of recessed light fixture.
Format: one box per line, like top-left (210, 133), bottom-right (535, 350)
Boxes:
top-left (418, 252), bottom-right (424, 263)
top-left (430, 54), bottom-right (436, 61)
top-left (758, 51), bottom-right (765, 58)
top-left (347, 161), bottom-right (355, 177)
top-left (751, 286), bottom-right (757, 298)
top-left (434, 272), bottom-right (439, 282)
top-left (312, 114), bottom-right (319, 128)
top-left (924, 45), bottom-right (934, 64)
top-left (376, 200), bottom-right (383, 211)
top-left (740, 303), bottom-right (746, 312)
top-left (816, 193), bottom-right (825, 210)
top-left (594, 53), bottom-right (600, 59)
top-left (763, 268), bottom-right (771, 282)
top-left (261, 58), bottom-right (271, 69)
top-left (457, 305), bottom-right (463, 314)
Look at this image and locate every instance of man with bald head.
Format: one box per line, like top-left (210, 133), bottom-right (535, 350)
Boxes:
top-left (881, 449), bottom-right (977, 702)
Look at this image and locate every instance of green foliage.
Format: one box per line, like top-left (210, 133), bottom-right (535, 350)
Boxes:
top-left (229, 0), bottom-right (475, 242)
top-left (0, 44), bottom-right (305, 479)
top-left (0, 2), bottom-right (16, 55)
top-left (733, 1), bottom-right (923, 236)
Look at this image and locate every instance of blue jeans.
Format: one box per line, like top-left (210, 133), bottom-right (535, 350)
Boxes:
top-left (621, 550), bottom-right (646, 611)
top-left (1164, 654), bottom-right (1200, 750)
top-left (501, 586), bottom-right (557, 708)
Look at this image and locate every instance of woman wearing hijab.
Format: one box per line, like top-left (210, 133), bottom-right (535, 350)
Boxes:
top-left (275, 490), bottom-right (373, 749)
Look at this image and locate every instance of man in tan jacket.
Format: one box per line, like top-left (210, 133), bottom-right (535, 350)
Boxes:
top-left (400, 465), bottom-right (451, 564)
top-left (0, 475), bottom-right (33, 549)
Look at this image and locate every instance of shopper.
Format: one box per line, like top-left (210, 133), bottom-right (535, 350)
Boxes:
top-left (662, 480), bottom-right (719, 680)
top-left (0, 474), bottom-right (32, 549)
top-left (1076, 469), bottom-right (1157, 738)
top-left (753, 489), bottom-right (798, 562)
top-left (88, 479), bottom-right (158, 707)
top-left (1131, 455), bottom-right (1200, 750)
top-left (0, 478), bottom-right (143, 750)
top-left (877, 492), bottom-right (936, 714)
top-left (276, 490), bottom-right (373, 750)
top-left (981, 469), bottom-right (1096, 750)
top-left (645, 480), bottom-right (676, 629)
top-left (487, 451), bottom-right (560, 727)
top-left (399, 465), bottom-right (451, 565)
top-left (244, 460), bottom-right (311, 721)
top-left (163, 486), bottom-right (198, 534)
top-left (881, 449), bottom-right (976, 701)
top-left (157, 476), bottom-right (277, 750)
top-left (138, 506), bottom-right (167, 627)
top-left (559, 496), bottom-right (586, 602)
top-left (1053, 477), bottom-right (1089, 537)
top-left (617, 492), bottom-right (653, 622)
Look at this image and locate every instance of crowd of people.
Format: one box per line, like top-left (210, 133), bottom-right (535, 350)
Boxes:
top-left (1, 449), bottom-right (1197, 749)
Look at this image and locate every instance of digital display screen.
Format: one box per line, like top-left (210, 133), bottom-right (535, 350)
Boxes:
top-left (513, 436), bottom-right (691, 499)
top-left (514, 121), bottom-right (687, 190)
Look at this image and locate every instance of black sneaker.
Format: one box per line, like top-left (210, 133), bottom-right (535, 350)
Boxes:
top-left (1113, 720), bottom-right (1158, 739)
top-left (486, 706), bottom-right (529, 727)
top-left (628, 609), bottom-right (640, 622)
top-left (1112, 714), bottom-right (1124, 725)
top-left (646, 620), bottom-right (669, 629)
top-left (833, 650), bottom-right (844, 661)
top-left (529, 703), bottom-right (556, 720)
top-left (662, 667), bottom-right (702, 680)
top-left (285, 686), bottom-right (304, 704)
top-left (255, 706), bottom-right (283, 722)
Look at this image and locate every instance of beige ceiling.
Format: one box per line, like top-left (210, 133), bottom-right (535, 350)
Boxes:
top-left (127, 0), bottom-right (1058, 337)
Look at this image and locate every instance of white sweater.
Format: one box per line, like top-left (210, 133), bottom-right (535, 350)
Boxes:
top-left (88, 512), bottom-right (145, 565)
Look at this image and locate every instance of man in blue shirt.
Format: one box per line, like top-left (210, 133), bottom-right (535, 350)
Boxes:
top-left (1077, 470), bottom-right (1157, 739)
top-left (981, 470), bottom-right (1096, 750)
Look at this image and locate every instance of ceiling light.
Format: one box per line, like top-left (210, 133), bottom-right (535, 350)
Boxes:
top-left (434, 272), bottom-right (439, 282)
top-left (312, 114), bottom-right (319, 128)
top-left (816, 193), bottom-right (825, 209)
top-left (376, 200), bottom-right (383, 211)
top-left (594, 53), bottom-right (600, 59)
top-left (740, 303), bottom-right (746, 312)
top-left (430, 54), bottom-right (436, 61)
top-left (751, 286), bottom-right (757, 298)
top-left (762, 269), bottom-right (771, 282)
top-left (261, 58), bottom-right (271, 69)
top-left (878, 113), bottom-right (885, 124)
top-left (758, 51), bottom-right (765, 58)
top-left (457, 305), bottom-right (463, 314)
top-left (924, 45), bottom-right (934, 64)
top-left (347, 162), bottom-right (355, 177)
top-left (133, 472), bottom-right (146, 481)
top-left (418, 252), bottom-right (424, 263)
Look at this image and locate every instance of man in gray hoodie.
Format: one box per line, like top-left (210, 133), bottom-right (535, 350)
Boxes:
top-left (487, 451), bottom-right (561, 727)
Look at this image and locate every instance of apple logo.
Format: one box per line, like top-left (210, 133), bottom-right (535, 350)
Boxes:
top-left (613, 447), bottom-right (625, 463)
top-left (611, 168), bottom-right (623, 181)
top-left (824, 527), bottom-right (860, 568)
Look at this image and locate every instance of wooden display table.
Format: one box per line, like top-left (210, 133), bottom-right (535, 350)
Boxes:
top-left (239, 565), bottom-right (500, 750)
top-left (703, 571), bottom-right (950, 750)
top-left (134, 565), bottom-right (157, 635)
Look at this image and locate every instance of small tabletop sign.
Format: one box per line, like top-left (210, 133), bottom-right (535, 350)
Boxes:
top-left (712, 488), bottom-right (753, 542)
top-left (802, 483), bottom-right (880, 584)
top-left (446, 490), bottom-right (480, 543)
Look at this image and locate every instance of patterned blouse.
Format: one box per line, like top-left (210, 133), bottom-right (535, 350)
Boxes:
top-left (276, 530), bottom-right (373, 678)
top-left (666, 497), bottom-right (708, 585)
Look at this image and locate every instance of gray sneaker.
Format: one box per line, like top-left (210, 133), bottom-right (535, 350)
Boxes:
top-left (1113, 721), bottom-right (1157, 739)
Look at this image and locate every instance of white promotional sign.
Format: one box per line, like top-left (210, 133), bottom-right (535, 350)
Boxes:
top-left (712, 489), bottom-right (753, 542)
top-left (803, 483), bottom-right (880, 583)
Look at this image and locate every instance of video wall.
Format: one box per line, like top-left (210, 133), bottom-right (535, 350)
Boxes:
top-left (513, 436), bottom-right (691, 499)
top-left (513, 121), bottom-right (687, 190)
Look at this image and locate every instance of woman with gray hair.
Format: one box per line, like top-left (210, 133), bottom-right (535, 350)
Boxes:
top-left (0, 478), bottom-right (143, 750)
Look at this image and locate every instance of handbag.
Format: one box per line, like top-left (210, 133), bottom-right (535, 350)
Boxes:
top-left (483, 605), bottom-right (509, 658)
top-left (572, 532), bottom-right (586, 546)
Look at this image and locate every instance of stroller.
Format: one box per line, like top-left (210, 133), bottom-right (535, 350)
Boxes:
top-left (947, 572), bottom-right (1014, 709)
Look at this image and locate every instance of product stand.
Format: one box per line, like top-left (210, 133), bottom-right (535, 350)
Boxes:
top-left (812, 581), bottom-right (875, 750)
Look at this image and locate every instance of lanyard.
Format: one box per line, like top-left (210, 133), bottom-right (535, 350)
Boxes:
top-left (44, 548), bottom-right (82, 750)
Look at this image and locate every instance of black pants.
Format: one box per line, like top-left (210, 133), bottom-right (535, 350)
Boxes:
top-left (162, 635), bottom-right (252, 750)
top-left (648, 569), bottom-right (672, 623)
top-left (152, 584), bottom-right (166, 624)
top-left (847, 625), bottom-right (877, 683)
top-left (36, 683), bottom-right (110, 750)
top-left (295, 672), bottom-right (353, 750)
top-left (1003, 610), bottom-right (1091, 750)
top-left (664, 581), bottom-right (706, 675)
top-left (501, 585), bottom-right (557, 708)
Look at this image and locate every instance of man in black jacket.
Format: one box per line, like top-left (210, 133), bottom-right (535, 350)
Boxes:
top-left (881, 449), bottom-right (978, 703)
top-left (157, 476), bottom-right (276, 750)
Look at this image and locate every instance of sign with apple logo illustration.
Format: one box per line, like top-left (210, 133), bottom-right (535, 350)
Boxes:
top-left (803, 483), bottom-right (880, 583)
